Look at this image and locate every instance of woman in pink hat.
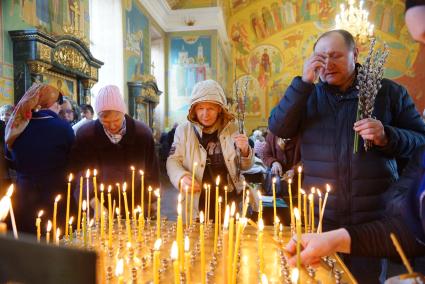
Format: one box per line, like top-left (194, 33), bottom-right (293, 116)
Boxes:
top-left (70, 85), bottom-right (159, 215)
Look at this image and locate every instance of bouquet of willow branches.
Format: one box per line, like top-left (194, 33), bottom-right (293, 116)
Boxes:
top-left (353, 39), bottom-right (389, 153)
top-left (233, 77), bottom-right (248, 180)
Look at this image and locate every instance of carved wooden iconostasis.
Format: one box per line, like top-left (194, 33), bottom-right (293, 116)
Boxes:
top-left (8, 29), bottom-right (103, 105)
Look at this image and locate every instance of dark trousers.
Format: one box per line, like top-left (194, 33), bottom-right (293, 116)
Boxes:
top-left (342, 255), bottom-right (387, 284)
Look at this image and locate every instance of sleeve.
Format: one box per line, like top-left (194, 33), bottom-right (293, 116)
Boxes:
top-left (262, 133), bottom-right (277, 168)
top-left (240, 143), bottom-right (254, 170)
top-left (377, 84), bottom-right (425, 158)
top-left (166, 125), bottom-right (191, 190)
top-left (68, 127), bottom-right (92, 173)
top-left (268, 76), bottom-right (314, 138)
top-left (345, 217), bottom-right (425, 258)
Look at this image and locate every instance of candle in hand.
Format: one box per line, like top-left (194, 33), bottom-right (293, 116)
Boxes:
top-left (46, 220), bottom-right (52, 244)
top-left (36, 210), bottom-right (43, 242)
top-left (171, 241), bottom-right (179, 284)
top-left (52, 194), bottom-right (61, 241)
top-left (65, 173), bottom-right (73, 238)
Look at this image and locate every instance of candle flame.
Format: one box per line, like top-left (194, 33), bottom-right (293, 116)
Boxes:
top-left (6, 184), bottom-right (14, 197)
top-left (100, 184), bottom-right (104, 192)
top-left (275, 216), bottom-right (280, 224)
top-left (154, 188), bottom-right (160, 198)
top-left (178, 193), bottom-right (182, 203)
top-left (56, 228), bottom-right (61, 239)
top-left (261, 274), bottom-right (269, 284)
top-left (235, 212), bottom-right (239, 221)
top-left (47, 220), bottom-right (52, 232)
top-left (115, 258), bottom-right (124, 276)
top-left (139, 170), bottom-right (144, 175)
top-left (85, 169), bottom-right (90, 178)
top-left (55, 194), bottom-right (61, 203)
top-left (258, 218), bottom-right (264, 231)
top-left (308, 193), bottom-right (313, 201)
top-left (216, 175), bottom-right (220, 186)
top-left (294, 207), bottom-right (300, 220)
top-left (130, 166), bottom-right (135, 171)
top-left (171, 241), bottom-right (178, 260)
top-left (154, 239), bottom-right (162, 250)
top-left (184, 235), bottom-right (190, 251)
top-left (123, 182), bottom-right (127, 192)
top-left (224, 186), bottom-right (228, 192)
top-left (297, 166), bottom-right (302, 173)
top-left (38, 210), bottom-right (44, 218)
top-left (93, 169), bottom-right (97, 177)
top-left (68, 173), bottom-right (73, 182)
top-left (193, 162), bottom-right (198, 167)
top-left (272, 177), bottom-right (276, 183)
top-left (108, 185), bottom-right (112, 193)
top-left (177, 203), bottom-right (182, 215)
top-left (115, 207), bottom-right (120, 215)
top-left (185, 186), bottom-right (189, 193)
top-left (288, 178), bottom-right (292, 184)
top-left (89, 219), bottom-right (94, 227)
top-left (300, 189), bottom-right (305, 195)
top-left (317, 189), bottom-right (322, 198)
top-left (82, 200), bottom-right (87, 211)
top-left (218, 196), bottom-right (222, 203)
top-left (258, 191), bottom-right (262, 198)
top-left (230, 202), bottom-right (236, 217)
top-left (223, 205), bottom-right (230, 229)
top-left (69, 216), bottom-right (74, 225)
top-left (326, 184), bottom-right (331, 193)
top-left (280, 223), bottom-right (283, 232)
top-left (148, 186), bottom-right (152, 192)
top-left (291, 268), bottom-right (299, 283)
top-left (311, 187), bottom-right (316, 194)
top-left (200, 211), bottom-right (204, 224)
top-left (0, 196), bottom-right (10, 221)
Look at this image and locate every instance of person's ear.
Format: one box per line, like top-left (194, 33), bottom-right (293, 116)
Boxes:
top-left (353, 47), bottom-right (359, 63)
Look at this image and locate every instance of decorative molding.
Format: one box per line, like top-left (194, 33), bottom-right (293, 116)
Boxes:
top-left (53, 46), bottom-right (90, 75)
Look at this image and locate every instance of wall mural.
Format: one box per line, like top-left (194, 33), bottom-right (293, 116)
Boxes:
top-left (168, 34), bottom-right (213, 124)
top-left (1, 0), bottom-right (90, 105)
top-left (227, 0), bottom-right (424, 131)
top-left (124, 0), bottom-right (150, 82)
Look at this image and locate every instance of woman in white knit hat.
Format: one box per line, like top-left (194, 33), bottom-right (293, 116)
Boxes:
top-left (167, 79), bottom-right (254, 220)
top-left (70, 85), bottom-right (159, 216)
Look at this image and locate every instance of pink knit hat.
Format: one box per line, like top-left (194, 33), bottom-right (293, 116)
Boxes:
top-left (94, 85), bottom-right (127, 114)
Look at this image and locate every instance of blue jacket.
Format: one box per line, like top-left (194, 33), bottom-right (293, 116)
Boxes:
top-left (269, 76), bottom-right (425, 229)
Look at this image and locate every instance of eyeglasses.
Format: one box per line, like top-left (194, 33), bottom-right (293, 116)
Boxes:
top-left (64, 109), bottom-right (73, 114)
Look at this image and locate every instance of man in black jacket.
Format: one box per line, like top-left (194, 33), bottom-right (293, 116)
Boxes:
top-left (268, 29), bottom-right (425, 282)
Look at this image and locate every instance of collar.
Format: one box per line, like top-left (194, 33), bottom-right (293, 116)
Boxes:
top-left (32, 109), bottom-right (59, 119)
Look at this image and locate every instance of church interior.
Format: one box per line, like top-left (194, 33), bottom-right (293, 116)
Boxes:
top-left (0, 0), bottom-right (425, 283)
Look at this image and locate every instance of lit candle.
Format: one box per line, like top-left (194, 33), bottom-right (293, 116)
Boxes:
top-left (108, 185), bottom-right (113, 249)
top-left (272, 177), bottom-right (277, 230)
top-left (93, 169), bottom-right (98, 223)
top-left (218, 196), bottom-right (222, 236)
top-left (46, 220), bottom-right (52, 244)
top-left (203, 184), bottom-right (208, 224)
top-left (140, 170), bottom-right (144, 218)
top-left (200, 211), bottom-right (206, 284)
top-left (88, 219), bottom-right (94, 246)
top-left (153, 239), bottom-right (162, 284)
top-left (242, 192), bottom-right (249, 218)
top-left (137, 206), bottom-right (143, 243)
top-left (85, 169), bottom-right (90, 224)
top-left (301, 189), bottom-right (307, 232)
top-left (214, 176), bottom-right (220, 254)
top-left (184, 236), bottom-right (190, 281)
top-left (115, 207), bottom-right (121, 230)
top-left (317, 189), bottom-right (322, 233)
top-left (294, 208), bottom-right (302, 275)
top-left (258, 218), bottom-right (264, 274)
top-left (52, 194), bottom-right (61, 241)
top-left (185, 186), bottom-right (189, 229)
top-left (189, 162), bottom-right (198, 225)
top-left (261, 274), bottom-right (269, 284)
top-left (242, 181), bottom-right (246, 210)
top-left (206, 184), bottom-right (211, 225)
top-left (130, 166), bottom-right (135, 220)
top-left (82, 200), bottom-right (87, 247)
top-left (148, 186), bottom-right (152, 219)
top-left (171, 241), bottom-right (180, 284)
top-left (317, 185), bottom-right (331, 234)
top-left (100, 184), bottom-right (105, 240)
top-left (222, 205), bottom-right (230, 284)
top-left (308, 193), bottom-right (314, 233)
top-left (311, 188), bottom-right (316, 232)
top-left (224, 186), bottom-right (228, 207)
top-left (279, 223), bottom-right (283, 240)
top-left (122, 183), bottom-right (132, 243)
top-left (77, 176), bottom-right (83, 233)
top-left (297, 166), bottom-right (302, 220)
top-left (69, 216), bottom-right (74, 243)
top-left (55, 228), bottom-right (61, 245)
top-left (115, 258), bottom-right (124, 284)
top-left (177, 195), bottom-right (184, 271)
top-left (155, 189), bottom-right (161, 239)
top-left (258, 191), bottom-right (263, 220)
top-left (232, 217), bottom-right (247, 284)
top-left (275, 216), bottom-right (280, 238)
top-left (6, 185), bottom-right (17, 239)
top-left (65, 173), bottom-right (73, 238)
top-left (116, 183), bottom-right (121, 217)
top-left (36, 210), bottom-right (43, 242)
top-left (288, 178), bottom-right (294, 229)
top-left (228, 202), bottom-right (236, 283)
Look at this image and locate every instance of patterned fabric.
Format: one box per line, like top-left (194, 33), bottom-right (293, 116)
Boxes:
top-left (102, 119), bottom-right (127, 144)
top-left (5, 83), bottom-right (61, 149)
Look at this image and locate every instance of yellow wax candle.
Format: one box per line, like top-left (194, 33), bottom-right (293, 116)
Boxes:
top-left (258, 218), bottom-right (264, 274)
top-left (88, 219), bottom-right (94, 246)
top-left (140, 170), bottom-right (144, 217)
top-left (137, 206), bottom-right (143, 243)
top-left (155, 189), bottom-right (161, 239)
top-left (115, 207), bottom-right (121, 230)
top-left (297, 166), bottom-right (302, 220)
top-left (115, 258), bottom-right (124, 284)
top-left (207, 184), bottom-right (212, 224)
top-left (171, 241), bottom-right (180, 284)
top-left (93, 169), bottom-right (98, 223)
top-left (85, 169), bottom-right (90, 224)
top-left (108, 186), bottom-right (113, 249)
top-left (200, 211), bottom-right (206, 284)
top-left (203, 184), bottom-right (208, 224)
top-left (5, 185), bottom-right (17, 239)
top-left (214, 176), bottom-right (220, 254)
top-left (100, 184), bottom-right (105, 240)
top-left (55, 228), bottom-right (60, 245)
top-left (36, 210), bottom-right (43, 242)
top-left (46, 220), bottom-right (52, 244)
top-left (272, 177), bottom-right (277, 229)
top-left (82, 200), bottom-right (87, 247)
top-left (189, 162), bottom-right (198, 225)
top-left (218, 196), bottom-right (222, 236)
top-left (318, 184), bottom-right (331, 234)
top-left (116, 183), bottom-right (121, 217)
top-left (148, 186), bottom-right (152, 219)
top-left (294, 208), bottom-right (302, 276)
top-left (301, 189), bottom-right (307, 232)
top-left (185, 186), bottom-right (189, 229)
top-left (274, 216), bottom-right (280, 238)
top-left (308, 193), bottom-right (314, 233)
top-left (258, 191), bottom-right (263, 220)
top-left (176, 196), bottom-right (184, 270)
top-left (311, 187), bottom-right (316, 232)
top-left (288, 178), bottom-right (294, 228)
top-left (77, 176), bottom-right (83, 233)
top-left (279, 223), bottom-right (283, 240)
top-left (224, 186), bottom-right (228, 207)
top-left (228, 202), bottom-right (236, 283)
top-left (222, 205), bottom-right (230, 284)
top-left (317, 189), bottom-right (323, 233)
top-left (65, 173), bottom-right (73, 238)
top-left (153, 239), bottom-right (162, 284)
top-left (242, 192), bottom-right (249, 218)
top-left (232, 217), bottom-right (246, 284)
top-left (69, 217), bottom-right (74, 242)
top-left (242, 181), bottom-right (246, 209)
top-left (122, 183), bottom-right (132, 243)
top-left (131, 166), bottom-right (135, 220)
top-left (52, 194), bottom-right (61, 241)
top-left (184, 236), bottom-right (191, 281)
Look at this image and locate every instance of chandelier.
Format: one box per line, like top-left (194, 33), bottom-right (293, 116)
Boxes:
top-left (335, 0), bottom-right (374, 44)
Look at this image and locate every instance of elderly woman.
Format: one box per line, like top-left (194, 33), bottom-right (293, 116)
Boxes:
top-left (167, 79), bottom-right (254, 220)
top-left (5, 83), bottom-right (74, 233)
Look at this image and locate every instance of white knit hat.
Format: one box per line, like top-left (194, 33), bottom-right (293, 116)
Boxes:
top-left (94, 85), bottom-right (127, 114)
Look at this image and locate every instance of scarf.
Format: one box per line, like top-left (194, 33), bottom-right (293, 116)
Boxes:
top-left (102, 119), bottom-right (127, 144)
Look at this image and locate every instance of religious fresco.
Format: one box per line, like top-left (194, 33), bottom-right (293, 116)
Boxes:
top-left (1, 0), bottom-right (90, 104)
top-left (217, 42), bottom-right (229, 97)
top-left (227, 0), bottom-right (424, 131)
top-left (168, 33), bottom-right (215, 124)
top-left (123, 0), bottom-right (151, 82)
